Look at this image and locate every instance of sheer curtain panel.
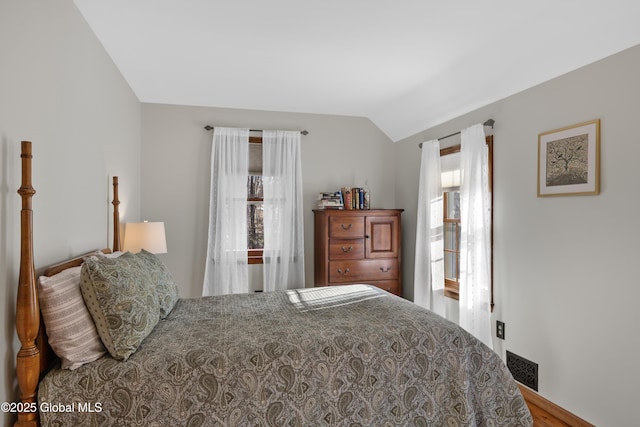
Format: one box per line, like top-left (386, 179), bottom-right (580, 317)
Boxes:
top-left (203, 127), bottom-right (249, 296)
top-left (262, 130), bottom-right (305, 291)
top-left (459, 124), bottom-right (493, 348)
top-left (413, 139), bottom-right (446, 316)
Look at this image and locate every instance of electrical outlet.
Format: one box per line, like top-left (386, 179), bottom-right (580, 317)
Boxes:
top-left (496, 320), bottom-right (505, 339)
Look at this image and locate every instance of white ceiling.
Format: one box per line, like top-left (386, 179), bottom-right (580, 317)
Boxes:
top-left (74, 0), bottom-right (640, 141)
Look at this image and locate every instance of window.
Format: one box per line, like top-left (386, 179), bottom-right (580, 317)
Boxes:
top-left (248, 136), bottom-right (264, 264)
top-left (440, 136), bottom-right (493, 307)
top-left (443, 190), bottom-right (461, 298)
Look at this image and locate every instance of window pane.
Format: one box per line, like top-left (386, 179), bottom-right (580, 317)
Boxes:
top-left (248, 175), bottom-right (263, 199)
top-left (444, 223), bottom-right (458, 251)
top-left (247, 202), bottom-right (264, 249)
top-left (445, 191), bottom-right (460, 219)
top-left (444, 221), bottom-right (460, 282)
top-left (445, 252), bottom-right (458, 281)
top-left (249, 142), bottom-right (263, 175)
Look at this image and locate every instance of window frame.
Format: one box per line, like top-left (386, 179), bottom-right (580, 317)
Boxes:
top-left (440, 136), bottom-right (494, 309)
top-left (248, 135), bottom-right (264, 264)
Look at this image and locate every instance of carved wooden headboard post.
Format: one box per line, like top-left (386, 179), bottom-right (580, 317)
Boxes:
top-left (16, 141), bottom-right (39, 427)
top-left (112, 176), bottom-right (121, 251)
top-left (13, 146), bottom-right (123, 426)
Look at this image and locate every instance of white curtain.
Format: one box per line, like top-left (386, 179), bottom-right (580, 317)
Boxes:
top-left (203, 127), bottom-right (249, 296)
top-left (413, 139), bottom-right (446, 316)
top-left (262, 130), bottom-right (305, 291)
top-left (459, 124), bottom-right (493, 348)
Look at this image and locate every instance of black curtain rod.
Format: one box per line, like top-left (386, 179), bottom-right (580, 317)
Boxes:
top-left (204, 125), bottom-right (309, 135)
top-left (419, 119), bottom-right (495, 148)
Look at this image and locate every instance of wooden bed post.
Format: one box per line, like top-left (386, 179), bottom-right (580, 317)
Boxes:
top-left (112, 176), bottom-right (121, 252)
top-left (15, 141), bottom-right (39, 427)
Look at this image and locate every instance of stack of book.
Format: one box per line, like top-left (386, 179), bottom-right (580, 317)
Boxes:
top-left (341, 186), bottom-right (370, 210)
top-left (316, 192), bottom-right (344, 209)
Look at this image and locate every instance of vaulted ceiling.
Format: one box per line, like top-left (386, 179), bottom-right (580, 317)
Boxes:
top-left (74, 0), bottom-right (640, 141)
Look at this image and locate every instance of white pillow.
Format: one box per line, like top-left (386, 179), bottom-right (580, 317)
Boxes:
top-left (38, 266), bottom-right (107, 370)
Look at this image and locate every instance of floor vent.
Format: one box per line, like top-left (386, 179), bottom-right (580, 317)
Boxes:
top-left (506, 351), bottom-right (538, 391)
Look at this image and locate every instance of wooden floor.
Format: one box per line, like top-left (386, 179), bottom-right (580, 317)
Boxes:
top-left (527, 401), bottom-right (571, 427)
top-left (519, 384), bottom-right (594, 427)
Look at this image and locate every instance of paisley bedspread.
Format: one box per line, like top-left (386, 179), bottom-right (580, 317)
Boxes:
top-left (39, 285), bottom-right (532, 426)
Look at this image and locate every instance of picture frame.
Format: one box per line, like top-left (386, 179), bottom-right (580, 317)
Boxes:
top-left (537, 119), bottom-right (600, 197)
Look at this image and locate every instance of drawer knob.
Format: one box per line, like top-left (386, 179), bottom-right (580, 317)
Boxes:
top-left (380, 267), bottom-right (391, 273)
top-left (341, 245), bottom-right (353, 253)
top-left (337, 268), bottom-right (350, 275)
top-left (341, 223), bottom-right (353, 230)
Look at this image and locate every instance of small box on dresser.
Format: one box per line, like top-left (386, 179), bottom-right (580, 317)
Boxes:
top-left (313, 209), bottom-right (403, 296)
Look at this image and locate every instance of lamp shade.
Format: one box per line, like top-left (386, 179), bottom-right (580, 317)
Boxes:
top-left (123, 221), bottom-right (167, 254)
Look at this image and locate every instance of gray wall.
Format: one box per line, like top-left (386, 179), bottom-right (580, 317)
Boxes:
top-left (0, 1), bottom-right (141, 424)
top-left (140, 103), bottom-right (396, 297)
top-left (395, 44), bottom-right (640, 426)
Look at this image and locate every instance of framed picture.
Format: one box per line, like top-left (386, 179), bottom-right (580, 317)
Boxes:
top-left (538, 119), bottom-right (600, 197)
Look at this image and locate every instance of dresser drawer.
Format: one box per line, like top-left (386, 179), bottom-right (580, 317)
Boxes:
top-left (329, 239), bottom-right (365, 260)
top-left (368, 280), bottom-right (400, 296)
top-left (329, 216), bottom-right (365, 238)
top-left (328, 281), bottom-right (400, 297)
top-left (329, 259), bottom-right (398, 283)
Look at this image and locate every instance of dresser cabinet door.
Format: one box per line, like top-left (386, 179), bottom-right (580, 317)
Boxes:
top-left (365, 215), bottom-right (399, 259)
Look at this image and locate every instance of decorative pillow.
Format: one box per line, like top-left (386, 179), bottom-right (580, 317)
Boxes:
top-left (80, 252), bottom-right (160, 361)
top-left (38, 266), bottom-right (107, 370)
top-left (136, 250), bottom-right (180, 318)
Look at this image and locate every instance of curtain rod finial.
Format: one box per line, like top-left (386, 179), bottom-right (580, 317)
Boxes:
top-left (204, 125), bottom-right (214, 131)
top-left (484, 119), bottom-right (495, 129)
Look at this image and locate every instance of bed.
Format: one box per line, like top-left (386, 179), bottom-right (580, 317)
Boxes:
top-left (14, 141), bottom-right (532, 426)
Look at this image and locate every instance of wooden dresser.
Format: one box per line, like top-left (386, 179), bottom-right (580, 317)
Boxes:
top-left (313, 209), bottom-right (403, 296)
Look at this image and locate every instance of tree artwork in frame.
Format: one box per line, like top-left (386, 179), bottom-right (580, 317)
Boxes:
top-left (537, 119), bottom-right (600, 197)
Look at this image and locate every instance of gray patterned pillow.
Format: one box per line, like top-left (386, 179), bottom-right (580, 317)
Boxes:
top-left (136, 250), bottom-right (179, 318)
top-left (80, 252), bottom-right (160, 361)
